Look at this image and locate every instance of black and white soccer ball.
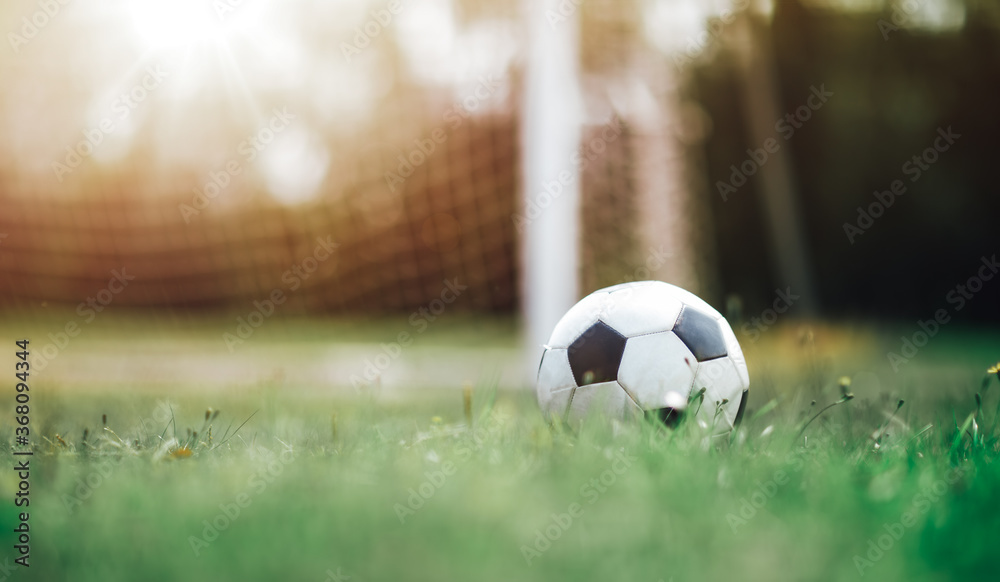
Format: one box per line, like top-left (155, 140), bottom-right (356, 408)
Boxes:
top-left (536, 281), bottom-right (749, 433)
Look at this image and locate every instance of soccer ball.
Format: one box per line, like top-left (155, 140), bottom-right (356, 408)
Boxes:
top-left (536, 280), bottom-right (749, 433)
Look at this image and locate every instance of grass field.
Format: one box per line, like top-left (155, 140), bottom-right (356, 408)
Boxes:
top-left (2, 315), bottom-right (1000, 582)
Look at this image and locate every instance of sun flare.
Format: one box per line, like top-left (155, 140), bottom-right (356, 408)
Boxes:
top-left (129, 0), bottom-right (233, 51)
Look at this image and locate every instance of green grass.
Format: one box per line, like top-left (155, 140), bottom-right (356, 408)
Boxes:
top-left (1, 320), bottom-right (1000, 582)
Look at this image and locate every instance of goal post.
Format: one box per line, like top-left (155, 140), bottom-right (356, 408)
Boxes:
top-left (520, 0), bottom-right (583, 380)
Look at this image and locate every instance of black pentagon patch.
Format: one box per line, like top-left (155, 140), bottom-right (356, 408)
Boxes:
top-left (672, 305), bottom-right (727, 362)
top-left (567, 321), bottom-right (627, 387)
top-left (645, 407), bottom-right (683, 429)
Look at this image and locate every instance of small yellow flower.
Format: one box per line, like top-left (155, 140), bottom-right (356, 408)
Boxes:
top-left (169, 446), bottom-right (193, 459)
top-left (838, 376), bottom-right (854, 400)
top-left (431, 416), bottom-right (443, 425)
top-left (987, 363), bottom-right (1000, 386)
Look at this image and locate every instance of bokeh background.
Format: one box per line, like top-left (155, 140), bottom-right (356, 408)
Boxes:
top-left (5, 4), bottom-right (1000, 580)
top-left (0, 0), bottom-right (997, 389)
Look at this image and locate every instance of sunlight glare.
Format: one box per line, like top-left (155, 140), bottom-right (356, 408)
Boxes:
top-left (259, 127), bottom-right (330, 205)
top-left (129, 0), bottom-right (229, 50)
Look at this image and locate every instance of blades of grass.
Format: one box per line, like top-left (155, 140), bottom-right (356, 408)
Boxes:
top-left (209, 409), bottom-right (259, 452)
top-left (218, 418), bottom-right (236, 444)
top-left (102, 427), bottom-right (126, 445)
top-left (795, 394), bottom-right (854, 443)
top-left (162, 404), bottom-right (176, 442)
top-left (750, 398), bottom-right (779, 421)
top-left (274, 435), bottom-right (292, 453)
top-left (874, 400), bottom-right (906, 444)
top-left (134, 412), bottom-right (150, 447)
top-left (463, 383), bottom-right (473, 427)
top-left (474, 368), bottom-right (500, 425)
top-left (689, 388), bottom-right (706, 418)
top-left (712, 400), bottom-right (728, 433)
top-left (989, 394), bottom-right (1000, 434)
top-left (195, 409), bottom-right (212, 446)
top-left (950, 411), bottom-right (976, 455)
top-left (904, 423), bottom-right (934, 446)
